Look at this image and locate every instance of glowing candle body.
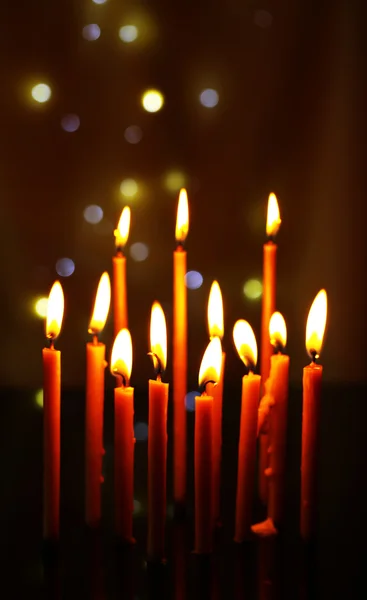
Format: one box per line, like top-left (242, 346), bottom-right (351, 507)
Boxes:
top-left (173, 246), bottom-right (187, 505)
top-left (43, 347), bottom-right (61, 539)
top-left (85, 341), bottom-right (106, 527)
top-left (212, 352), bottom-right (225, 525)
top-left (115, 386), bottom-right (135, 541)
top-left (300, 363), bottom-right (322, 539)
top-left (267, 354), bottom-right (289, 526)
top-left (148, 379), bottom-right (169, 561)
top-left (235, 373), bottom-right (261, 542)
top-left (195, 392), bottom-right (213, 553)
top-left (259, 241), bottom-right (277, 503)
top-left (113, 252), bottom-right (127, 337)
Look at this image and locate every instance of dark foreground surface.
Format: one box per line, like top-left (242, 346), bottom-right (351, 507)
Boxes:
top-left (1, 384), bottom-right (366, 598)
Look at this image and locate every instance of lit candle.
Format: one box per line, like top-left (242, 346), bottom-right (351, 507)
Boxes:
top-left (259, 193), bottom-right (281, 504)
top-left (301, 290), bottom-right (327, 540)
top-left (173, 188), bottom-right (189, 507)
top-left (148, 302), bottom-right (169, 562)
top-left (113, 206), bottom-right (130, 337)
top-left (194, 337), bottom-right (222, 554)
top-left (233, 320), bottom-right (261, 542)
top-left (85, 272), bottom-right (111, 527)
top-left (42, 281), bottom-right (64, 540)
top-left (111, 329), bottom-right (135, 543)
top-left (207, 280), bottom-right (225, 526)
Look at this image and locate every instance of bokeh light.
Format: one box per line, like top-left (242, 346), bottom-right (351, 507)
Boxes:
top-left (254, 10), bottom-right (273, 28)
top-left (164, 170), bottom-right (187, 192)
top-left (61, 114), bottom-right (80, 132)
top-left (92, 0), bottom-right (107, 4)
top-left (185, 271), bottom-right (203, 290)
top-left (120, 178), bottom-right (138, 198)
top-left (55, 258), bottom-right (75, 278)
top-left (130, 242), bottom-right (149, 262)
top-left (199, 88), bottom-right (219, 108)
top-left (134, 422), bottom-right (148, 442)
top-left (141, 90), bottom-right (164, 113)
top-left (31, 83), bottom-right (52, 104)
top-left (124, 125), bottom-right (143, 144)
top-left (84, 205), bottom-right (104, 224)
top-left (82, 24), bottom-right (101, 41)
top-left (35, 389), bottom-right (43, 409)
top-left (133, 499), bottom-right (142, 515)
top-left (119, 25), bottom-right (138, 43)
top-left (185, 391), bottom-right (198, 412)
top-left (243, 279), bottom-right (263, 300)
top-left (34, 297), bottom-right (48, 318)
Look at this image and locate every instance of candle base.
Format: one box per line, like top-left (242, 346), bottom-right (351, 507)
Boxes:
top-left (251, 517), bottom-right (278, 537)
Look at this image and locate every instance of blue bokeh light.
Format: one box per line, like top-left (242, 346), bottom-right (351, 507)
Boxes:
top-left (185, 391), bottom-right (198, 412)
top-left (134, 422), bottom-right (148, 441)
top-left (84, 205), bottom-right (104, 224)
top-left (61, 114), bottom-right (80, 132)
top-left (185, 270), bottom-right (203, 290)
top-left (55, 257), bottom-right (75, 277)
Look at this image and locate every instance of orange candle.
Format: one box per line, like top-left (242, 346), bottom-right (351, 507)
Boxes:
top-left (207, 280), bottom-right (225, 526)
top-left (301, 290), bottom-right (328, 540)
top-left (111, 329), bottom-right (135, 542)
top-left (173, 188), bottom-right (189, 507)
top-left (148, 303), bottom-right (169, 562)
top-left (233, 320), bottom-right (261, 542)
top-left (259, 193), bottom-right (281, 504)
top-left (43, 281), bottom-right (64, 540)
top-left (113, 207), bottom-right (130, 337)
top-left (267, 312), bottom-right (290, 528)
top-left (194, 337), bottom-right (222, 554)
top-left (85, 272), bottom-right (111, 527)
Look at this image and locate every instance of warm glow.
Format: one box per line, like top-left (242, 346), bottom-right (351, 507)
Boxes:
top-left (208, 280), bottom-right (224, 340)
top-left (46, 281), bottom-right (64, 340)
top-left (114, 206), bottom-right (131, 248)
top-left (88, 272), bottom-right (111, 334)
top-left (269, 311), bottom-right (287, 349)
top-left (266, 193), bottom-right (281, 237)
top-left (233, 320), bottom-right (258, 369)
top-left (198, 337), bottom-right (222, 389)
top-left (111, 329), bottom-right (132, 385)
top-left (306, 289), bottom-right (327, 359)
top-left (34, 297), bottom-right (48, 318)
top-left (150, 302), bottom-right (167, 373)
top-left (175, 188), bottom-right (189, 243)
top-left (141, 90), bottom-right (164, 113)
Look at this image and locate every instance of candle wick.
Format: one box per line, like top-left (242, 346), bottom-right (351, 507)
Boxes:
top-left (175, 241), bottom-right (184, 251)
top-left (148, 352), bottom-right (163, 381)
top-left (116, 247), bottom-right (124, 257)
top-left (199, 379), bottom-right (216, 395)
top-left (93, 334), bottom-right (98, 346)
top-left (310, 350), bottom-right (318, 364)
top-left (49, 338), bottom-right (54, 350)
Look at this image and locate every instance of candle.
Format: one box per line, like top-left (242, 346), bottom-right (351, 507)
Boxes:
top-left (113, 206), bottom-right (130, 337)
top-left (111, 329), bottom-right (135, 542)
top-left (301, 289), bottom-right (327, 540)
top-left (207, 280), bottom-right (225, 526)
top-left (259, 193), bottom-right (281, 504)
top-left (233, 320), bottom-right (261, 542)
top-left (148, 302), bottom-right (169, 562)
top-left (194, 337), bottom-right (222, 554)
top-left (173, 188), bottom-right (189, 507)
top-left (43, 281), bottom-right (64, 540)
top-left (85, 272), bottom-right (111, 527)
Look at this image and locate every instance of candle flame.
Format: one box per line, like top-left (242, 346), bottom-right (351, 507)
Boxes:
top-left (114, 206), bottom-right (131, 249)
top-left (306, 289), bottom-right (327, 359)
top-left (198, 337), bottom-right (222, 389)
top-left (207, 280), bottom-right (224, 340)
top-left (266, 193), bottom-right (281, 237)
top-left (175, 188), bottom-right (189, 243)
top-left (111, 329), bottom-right (132, 385)
top-left (88, 272), bottom-right (111, 334)
top-left (150, 302), bottom-right (167, 373)
top-left (233, 320), bottom-right (258, 370)
top-left (269, 311), bottom-right (287, 350)
top-left (46, 281), bottom-right (64, 340)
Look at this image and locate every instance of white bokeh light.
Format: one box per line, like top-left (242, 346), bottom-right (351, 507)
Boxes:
top-left (141, 90), bottom-right (164, 113)
top-left (199, 88), bottom-right (219, 108)
top-left (84, 205), bottom-right (104, 224)
top-left (92, 0), bottom-right (107, 4)
top-left (120, 178), bottom-right (138, 198)
top-left (82, 24), bottom-right (101, 41)
top-left (130, 242), bottom-right (149, 262)
top-left (185, 271), bottom-right (203, 290)
top-left (119, 25), bottom-right (138, 43)
top-left (31, 83), bottom-right (52, 103)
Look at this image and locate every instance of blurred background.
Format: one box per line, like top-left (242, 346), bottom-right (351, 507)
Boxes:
top-left (1, 0), bottom-right (365, 390)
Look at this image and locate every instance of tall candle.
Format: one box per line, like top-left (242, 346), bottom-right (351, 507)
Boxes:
top-left (85, 272), bottom-right (111, 527)
top-left (259, 193), bottom-right (281, 504)
top-left (111, 329), bottom-right (135, 542)
top-left (301, 290), bottom-right (327, 540)
top-left (233, 320), bottom-right (261, 542)
top-left (195, 337), bottom-right (222, 554)
top-left (207, 280), bottom-right (225, 526)
top-left (173, 188), bottom-right (189, 507)
top-left (148, 303), bottom-right (169, 562)
top-left (113, 206), bottom-right (130, 337)
top-left (43, 281), bottom-right (64, 540)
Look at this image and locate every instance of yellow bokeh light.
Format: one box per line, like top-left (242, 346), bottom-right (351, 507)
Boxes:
top-left (243, 279), bottom-right (263, 300)
top-left (31, 83), bottom-right (52, 103)
top-left (141, 89), bottom-right (164, 113)
top-left (35, 389), bottom-right (43, 409)
top-left (120, 179), bottom-right (138, 198)
top-left (34, 297), bottom-right (48, 318)
top-left (164, 171), bottom-right (187, 192)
